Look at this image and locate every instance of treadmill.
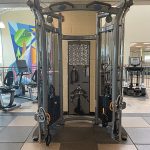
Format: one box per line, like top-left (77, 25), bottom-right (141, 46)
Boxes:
top-left (123, 57), bottom-right (146, 96)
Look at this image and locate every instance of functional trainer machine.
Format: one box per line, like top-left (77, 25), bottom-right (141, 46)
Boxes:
top-left (27, 0), bottom-right (133, 145)
top-left (123, 57), bottom-right (146, 96)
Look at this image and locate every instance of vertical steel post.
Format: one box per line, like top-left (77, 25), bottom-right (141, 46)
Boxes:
top-left (33, 0), bottom-right (44, 111)
top-left (111, 13), bottom-right (120, 139)
top-left (118, 19), bottom-right (125, 141)
top-left (34, 0), bottom-right (48, 112)
top-left (117, 6), bottom-right (131, 140)
top-left (41, 23), bottom-right (48, 112)
top-left (35, 18), bottom-right (42, 108)
top-left (58, 16), bottom-right (64, 123)
top-left (33, 0), bottom-right (48, 142)
top-left (95, 13), bottom-right (101, 124)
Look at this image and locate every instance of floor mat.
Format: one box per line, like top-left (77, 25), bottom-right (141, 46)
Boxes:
top-left (52, 126), bottom-right (133, 144)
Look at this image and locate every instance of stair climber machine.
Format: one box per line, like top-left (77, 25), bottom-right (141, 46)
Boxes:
top-left (123, 57), bottom-right (146, 96)
top-left (27, 0), bottom-right (133, 146)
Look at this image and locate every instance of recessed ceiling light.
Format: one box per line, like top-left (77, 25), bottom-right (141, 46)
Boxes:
top-left (144, 43), bottom-right (150, 45)
top-left (136, 46), bottom-right (142, 48)
top-left (130, 43), bottom-right (137, 46)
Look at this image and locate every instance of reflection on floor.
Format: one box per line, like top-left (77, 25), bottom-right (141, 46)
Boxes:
top-left (0, 90), bottom-right (150, 150)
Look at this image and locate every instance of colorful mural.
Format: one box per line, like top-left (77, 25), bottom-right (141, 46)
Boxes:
top-left (8, 22), bottom-right (36, 73)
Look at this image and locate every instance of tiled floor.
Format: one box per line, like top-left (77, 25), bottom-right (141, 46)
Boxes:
top-left (21, 143), bottom-right (61, 150)
top-left (123, 89), bottom-right (150, 113)
top-left (0, 90), bottom-right (150, 149)
top-left (98, 144), bottom-right (137, 150)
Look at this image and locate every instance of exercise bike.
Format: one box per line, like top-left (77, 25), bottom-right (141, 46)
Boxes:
top-left (0, 71), bottom-right (21, 111)
top-left (15, 60), bottom-right (37, 101)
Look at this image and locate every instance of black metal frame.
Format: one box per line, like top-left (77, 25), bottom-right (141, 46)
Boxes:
top-left (27, 0), bottom-right (133, 145)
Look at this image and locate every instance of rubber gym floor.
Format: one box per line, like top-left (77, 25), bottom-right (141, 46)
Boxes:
top-left (1, 91), bottom-right (150, 150)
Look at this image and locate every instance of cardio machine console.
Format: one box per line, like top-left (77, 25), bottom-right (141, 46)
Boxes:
top-left (130, 57), bottom-right (141, 67)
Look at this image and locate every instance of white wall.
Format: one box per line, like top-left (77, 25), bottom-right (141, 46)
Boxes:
top-left (124, 5), bottom-right (150, 64)
top-left (1, 10), bottom-right (34, 67)
top-left (2, 6), bottom-right (150, 66)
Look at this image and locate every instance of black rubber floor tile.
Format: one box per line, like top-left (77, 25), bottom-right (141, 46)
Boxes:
top-left (0, 126), bottom-right (34, 142)
top-left (53, 127), bottom-right (95, 143)
top-left (136, 145), bottom-right (150, 150)
top-left (126, 128), bottom-right (150, 144)
top-left (0, 143), bottom-right (23, 150)
top-left (60, 142), bottom-right (98, 150)
top-left (93, 126), bottom-right (133, 144)
top-left (0, 115), bottom-right (16, 126)
top-left (52, 126), bottom-right (132, 145)
top-left (26, 125), bottom-right (58, 143)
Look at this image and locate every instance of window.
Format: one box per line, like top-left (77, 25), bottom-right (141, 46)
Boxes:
top-left (0, 30), bottom-right (3, 64)
top-left (143, 51), bottom-right (150, 64)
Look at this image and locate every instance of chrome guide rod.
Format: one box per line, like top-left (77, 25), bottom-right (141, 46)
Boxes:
top-left (111, 12), bottom-right (121, 139)
top-left (40, 18), bottom-right (48, 113)
top-left (35, 17), bottom-right (42, 108)
top-left (33, 0), bottom-right (45, 143)
top-left (95, 13), bottom-right (101, 125)
top-left (58, 16), bottom-right (64, 123)
top-left (118, 20), bottom-right (124, 141)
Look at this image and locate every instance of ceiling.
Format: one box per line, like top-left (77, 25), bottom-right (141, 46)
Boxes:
top-left (0, 0), bottom-right (149, 14)
top-left (130, 42), bottom-right (150, 51)
top-left (0, 0), bottom-right (118, 8)
top-left (0, 0), bottom-right (150, 8)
